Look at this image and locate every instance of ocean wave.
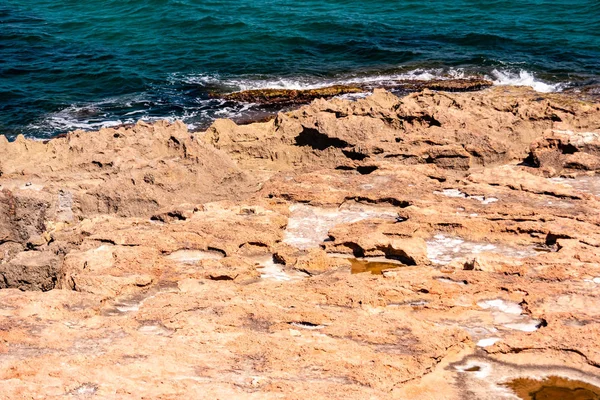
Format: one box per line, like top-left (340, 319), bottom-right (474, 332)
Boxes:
top-left (487, 69), bottom-right (565, 93)
top-left (26, 106), bottom-right (126, 135)
top-left (175, 69), bottom-right (464, 92)
top-left (23, 96), bottom-right (262, 138)
top-left (178, 67), bottom-right (564, 94)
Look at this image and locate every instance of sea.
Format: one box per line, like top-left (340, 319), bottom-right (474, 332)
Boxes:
top-left (1, 0), bottom-right (599, 140)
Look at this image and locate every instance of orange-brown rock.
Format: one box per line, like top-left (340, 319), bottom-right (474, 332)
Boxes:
top-left (204, 87), bottom-right (600, 174)
top-left (1, 87), bottom-right (600, 399)
top-left (0, 120), bottom-right (256, 219)
top-left (529, 130), bottom-right (600, 174)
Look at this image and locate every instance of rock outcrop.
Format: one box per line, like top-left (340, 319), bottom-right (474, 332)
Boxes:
top-left (204, 87), bottom-right (600, 173)
top-left (1, 87), bottom-right (600, 399)
top-left (0, 120), bottom-right (256, 219)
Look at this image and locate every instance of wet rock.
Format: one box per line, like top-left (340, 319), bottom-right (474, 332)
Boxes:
top-left (219, 80), bottom-right (493, 108)
top-left (221, 85), bottom-right (364, 105)
top-left (389, 78), bottom-right (493, 92)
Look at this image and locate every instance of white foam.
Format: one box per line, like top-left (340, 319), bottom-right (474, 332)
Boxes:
top-left (47, 115), bottom-right (123, 131)
top-left (175, 69), bottom-right (459, 93)
top-left (178, 67), bottom-right (566, 96)
top-left (24, 93), bottom-right (212, 136)
top-left (489, 69), bottom-right (564, 93)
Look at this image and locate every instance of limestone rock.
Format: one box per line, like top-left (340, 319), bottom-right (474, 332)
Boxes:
top-left (529, 130), bottom-right (600, 174)
top-left (356, 234), bottom-right (429, 265)
top-left (0, 121), bottom-right (256, 219)
top-left (292, 249), bottom-right (349, 275)
top-left (463, 254), bottom-right (527, 275)
top-left (203, 87), bottom-right (600, 173)
top-left (0, 87), bottom-right (600, 399)
top-left (203, 257), bottom-right (261, 282)
top-left (0, 251), bottom-right (61, 291)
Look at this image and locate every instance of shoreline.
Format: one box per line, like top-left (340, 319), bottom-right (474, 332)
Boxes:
top-left (14, 77), bottom-right (600, 144)
top-left (7, 67), bottom-right (600, 142)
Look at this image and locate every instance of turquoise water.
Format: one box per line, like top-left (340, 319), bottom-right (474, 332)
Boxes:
top-left (1, 0), bottom-right (599, 139)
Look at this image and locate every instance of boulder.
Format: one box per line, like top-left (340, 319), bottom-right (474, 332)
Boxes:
top-left (529, 130), bottom-right (600, 174)
top-left (0, 251), bottom-right (61, 291)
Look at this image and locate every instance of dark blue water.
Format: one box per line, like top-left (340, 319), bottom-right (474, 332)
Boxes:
top-left (2, 0), bottom-right (599, 139)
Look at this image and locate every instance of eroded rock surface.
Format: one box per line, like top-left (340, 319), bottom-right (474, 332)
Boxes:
top-left (1, 87), bottom-right (600, 399)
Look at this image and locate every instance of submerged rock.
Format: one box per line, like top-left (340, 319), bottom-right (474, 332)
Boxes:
top-left (219, 79), bottom-right (494, 107)
top-left (384, 78), bottom-right (493, 92)
top-left (221, 85), bottom-right (364, 105)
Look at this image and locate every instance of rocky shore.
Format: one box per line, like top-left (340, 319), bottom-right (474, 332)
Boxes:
top-left (1, 86), bottom-right (600, 399)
